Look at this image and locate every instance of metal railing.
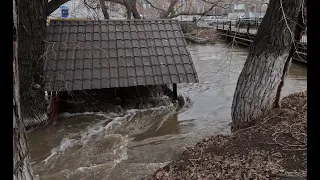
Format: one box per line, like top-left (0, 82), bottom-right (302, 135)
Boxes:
top-left (216, 18), bottom-right (307, 45)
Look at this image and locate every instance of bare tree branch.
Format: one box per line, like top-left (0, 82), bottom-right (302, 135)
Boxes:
top-left (160, 0), bottom-right (179, 18)
top-left (144, 0), bottom-right (166, 12)
top-left (168, 0), bottom-right (222, 18)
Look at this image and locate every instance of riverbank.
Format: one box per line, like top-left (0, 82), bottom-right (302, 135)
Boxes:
top-left (152, 91), bottom-right (307, 180)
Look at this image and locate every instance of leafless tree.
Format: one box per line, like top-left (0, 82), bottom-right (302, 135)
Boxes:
top-left (231, 0), bottom-right (306, 131)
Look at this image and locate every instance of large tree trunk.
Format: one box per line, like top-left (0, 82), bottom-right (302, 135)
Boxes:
top-left (231, 0), bottom-right (304, 131)
top-left (18, 0), bottom-right (48, 129)
top-left (13, 0), bottom-right (33, 179)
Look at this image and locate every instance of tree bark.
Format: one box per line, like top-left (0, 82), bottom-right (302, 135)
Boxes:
top-left (18, 0), bottom-right (48, 129)
top-left (129, 0), bottom-right (141, 19)
top-left (231, 0), bottom-right (303, 131)
top-left (13, 0), bottom-right (34, 179)
top-left (99, 0), bottom-right (110, 19)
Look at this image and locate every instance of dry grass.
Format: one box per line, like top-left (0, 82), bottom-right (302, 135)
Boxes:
top-left (152, 91), bottom-right (307, 180)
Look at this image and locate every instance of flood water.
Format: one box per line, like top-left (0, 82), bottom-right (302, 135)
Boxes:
top-left (28, 43), bottom-right (307, 180)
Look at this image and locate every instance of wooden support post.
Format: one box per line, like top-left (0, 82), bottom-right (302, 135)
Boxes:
top-left (222, 22), bottom-right (224, 30)
top-left (247, 25), bottom-right (250, 34)
top-left (172, 83), bottom-right (177, 100)
top-left (229, 21), bottom-right (231, 32)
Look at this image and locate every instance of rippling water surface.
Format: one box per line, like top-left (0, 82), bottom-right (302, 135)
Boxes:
top-left (28, 43), bottom-right (307, 180)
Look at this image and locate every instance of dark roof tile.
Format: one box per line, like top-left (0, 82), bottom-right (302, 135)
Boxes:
top-left (93, 33), bottom-right (100, 41)
top-left (75, 60), bottom-right (83, 69)
top-left (184, 64), bottom-right (194, 73)
top-left (187, 74), bottom-right (197, 82)
top-left (162, 75), bottom-right (171, 84)
top-left (158, 56), bottom-right (166, 65)
top-left (83, 80), bottom-right (91, 89)
top-left (57, 60), bottom-right (66, 70)
top-left (110, 78), bottom-right (119, 87)
top-left (110, 68), bottom-right (118, 78)
top-left (142, 57), bottom-right (151, 66)
top-left (74, 69), bottom-right (82, 80)
top-left (160, 65), bottom-right (169, 74)
top-left (141, 48), bottom-right (149, 57)
top-left (169, 39), bottom-right (177, 46)
top-left (131, 32), bottom-right (138, 39)
top-left (101, 58), bottom-right (109, 68)
top-left (59, 51), bottom-right (67, 60)
top-left (140, 40), bottom-right (147, 47)
top-left (93, 59), bottom-right (100, 69)
top-left (101, 78), bottom-right (110, 88)
top-left (92, 79), bottom-right (101, 89)
top-left (110, 58), bottom-right (118, 67)
top-left (85, 50), bottom-right (93, 59)
top-left (137, 77), bottom-right (146, 86)
top-left (179, 46), bottom-right (188, 54)
top-left (65, 70), bottom-right (74, 81)
top-left (146, 76), bottom-right (155, 85)
top-left (119, 67), bottom-right (127, 77)
top-left (174, 55), bottom-right (183, 64)
top-left (144, 66), bottom-right (152, 76)
top-left (69, 33), bottom-right (77, 41)
top-left (119, 78), bottom-right (128, 87)
top-left (101, 68), bottom-right (110, 79)
top-left (109, 32), bottom-right (116, 40)
top-left (128, 77), bottom-right (137, 86)
top-left (168, 65), bottom-right (177, 74)
top-left (153, 31), bottom-right (160, 38)
top-left (150, 56), bottom-right (159, 65)
top-left (133, 48), bottom-right (141, 56)
top-left (117, 49), bottom-right (125, 57)
top-left (179, 74), bottom-right (187, 82)
top-left (171, 47), bottom-right (180, 55)
top-left (127, 67), bottom-right (136, 77)
top-left (126, 57), bottom-right (134, 67)
top-left (171, 75), bottom-right (180, 83)
top-left (152, 66), bottom-right (161, 76)
top-left (164, 47), bottom-right (172, 55)
top-left (166, 56), bottom-right (174, 64)
top-left (154, 75), bottom-right (163, 84)
top-left (176, 64), bottom-right (185, 74)
top-left (118, 57), bottom-right (126, 67)
top-left (117, 40), bottom-right (125, 48)
top-left (92, 68), bottom-right (101, 79)
top-left (132, 40), bottom-right (139, 47)
top-left (138, 32), bottom-right (146, 39)
top-left (65, 60), bottom-right (75, 70)
top-left (101, 33), bottom-right (108, 40)
top-left (162, 39), bottom-right (170, 46)
top-left (83, 69), bottom-right (92, 79)
top-left (156, 47), bottom-right (165, 56)
top-left (135, 66), bottom-right (144, 77)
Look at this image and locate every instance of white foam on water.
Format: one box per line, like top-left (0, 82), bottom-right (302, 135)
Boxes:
top-left (58, 111), bottom-right (109, 118)
top-left (43, 138), bottom-right (76, 164)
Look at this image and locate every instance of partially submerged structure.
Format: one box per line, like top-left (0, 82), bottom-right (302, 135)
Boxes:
top-left (44, 19), bottom-right (198, 118)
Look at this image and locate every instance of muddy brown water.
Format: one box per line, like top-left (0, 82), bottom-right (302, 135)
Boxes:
top-left (28, 43), bottom-right (307, 180)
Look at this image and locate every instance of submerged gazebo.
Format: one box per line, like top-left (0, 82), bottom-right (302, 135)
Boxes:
top-left (44, 19), bottom-right (198, 117)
